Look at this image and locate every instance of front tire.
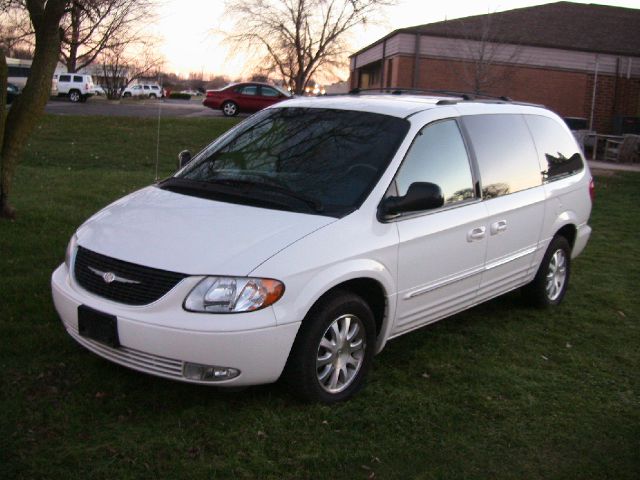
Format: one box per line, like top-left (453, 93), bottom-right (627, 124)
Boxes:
top-left (283, 290), bottom-right (376, 403)
top-left (222, 101), bottom-right (238, 117)
top-left (523, 235), bottom-right (571, 307)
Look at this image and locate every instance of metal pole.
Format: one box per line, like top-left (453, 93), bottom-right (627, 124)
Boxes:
top-left (413, 33), bottom-right (420, 88)
top-left (589, 55), bottom-right (599, 131)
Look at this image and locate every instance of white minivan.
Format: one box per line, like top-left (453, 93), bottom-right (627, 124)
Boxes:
top-left (52, 94), bottom-right (593, 403)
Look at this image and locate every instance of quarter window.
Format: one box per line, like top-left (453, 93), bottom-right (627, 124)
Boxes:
top-left (463, 114), bottom-right (541, 199)
top-left (394, 119), bottom-right (475, 206)
top-left (524, 115), bottom-right (584, 181)
top-left (73, 76), bottom-right (83, 82)
top-left (261, 87), bottom-right (280, 97)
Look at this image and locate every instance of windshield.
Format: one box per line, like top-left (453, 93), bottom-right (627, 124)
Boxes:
top-left (163, 107), bottom-right (409, 217)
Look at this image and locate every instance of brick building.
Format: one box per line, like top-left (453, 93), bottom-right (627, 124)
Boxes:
top-left (349, 2), bottom-right (640, 133)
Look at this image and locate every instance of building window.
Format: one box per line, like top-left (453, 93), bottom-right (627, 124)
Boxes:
top-left (359, 61), bottom-right (382, 89)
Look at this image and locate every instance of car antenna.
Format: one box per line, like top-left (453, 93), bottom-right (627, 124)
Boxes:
top-left (155, 98), bottom-right (162, 182)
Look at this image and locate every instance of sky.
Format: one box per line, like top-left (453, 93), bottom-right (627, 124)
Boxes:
top-left (156, 0), bottom-right (640, 80)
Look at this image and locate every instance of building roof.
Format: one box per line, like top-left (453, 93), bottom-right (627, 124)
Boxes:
top-left (352, 2), bottom-right (640, 58)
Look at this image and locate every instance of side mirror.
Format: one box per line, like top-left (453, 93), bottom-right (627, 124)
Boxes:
top-left (177, 150), bottom-right (192, 169)
top-left (380, 182), bottom-right (444, 216)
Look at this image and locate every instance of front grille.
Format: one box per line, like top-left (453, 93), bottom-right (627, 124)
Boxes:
top-left (74, 246), bottom-right (187, 305)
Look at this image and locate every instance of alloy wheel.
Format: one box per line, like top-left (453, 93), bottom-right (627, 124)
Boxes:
top-left (315, 314), bottom-right (366, 393)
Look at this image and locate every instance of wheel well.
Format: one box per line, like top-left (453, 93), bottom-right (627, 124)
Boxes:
top-left (556, 224), bottom-right (577, 248)
top-left (316, 278), bottom-right (386, 337)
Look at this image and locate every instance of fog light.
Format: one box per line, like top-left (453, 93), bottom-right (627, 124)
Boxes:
top-left (183, 362), bottom-right (240, 382)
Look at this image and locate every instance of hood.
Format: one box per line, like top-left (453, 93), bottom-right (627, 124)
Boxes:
top-left (76, 186), bottom-right (335, 275)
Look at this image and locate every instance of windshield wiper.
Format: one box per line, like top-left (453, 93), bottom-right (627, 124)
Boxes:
top-left (207, 178), bottom-right (324, 213)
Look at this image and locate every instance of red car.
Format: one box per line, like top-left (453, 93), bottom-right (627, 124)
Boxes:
top-left (202, 82), bottom-right (291, 116)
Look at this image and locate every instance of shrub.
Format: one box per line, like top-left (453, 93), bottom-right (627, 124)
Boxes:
top-left (169, 92), bottom-right (192, 100)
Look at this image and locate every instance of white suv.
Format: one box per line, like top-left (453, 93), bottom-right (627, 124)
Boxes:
top-left (51, 94), bottom-right (592, 403)
top-left (56, 73), bottom-right (94, 102)
top-left (121, 84), bottom-right (163, 98)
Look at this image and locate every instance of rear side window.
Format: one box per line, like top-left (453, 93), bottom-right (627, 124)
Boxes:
top-left (59, 74), bottom-right (71, 82)
top-left (73, 76), bottom-right (82, 82)
top-left (463, 114), bottom-right (541, 199)
top-left (394, 119), bottom-right (475, 206)
top-left (239, 85), bottom-right (258, 95)
top-left (525, 115), bottom-right (584, 182)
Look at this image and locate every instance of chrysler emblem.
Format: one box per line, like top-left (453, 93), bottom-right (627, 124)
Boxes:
top-left (102, 271), bottom-right (116, 283)
top-left (87, 266), bottom-right (141, 285)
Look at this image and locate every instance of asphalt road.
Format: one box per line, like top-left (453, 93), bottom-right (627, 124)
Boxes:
top-left (44, 97), bottom-right (248, 118)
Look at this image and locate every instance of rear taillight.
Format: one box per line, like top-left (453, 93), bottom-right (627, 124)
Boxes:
top-left (206, 91), bottom-right (215, 98)
top-left (589, 177), bottom-right (595, 202)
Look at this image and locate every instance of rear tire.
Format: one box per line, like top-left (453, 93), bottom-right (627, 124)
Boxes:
top-left (282, 290), bottom-right (376, 403)
top-left (522, 235), bottom-right (571, 307)
top-left (222, 101), bottom-right (238, 117)
top-left (68, 90), bottom-right (81, 103)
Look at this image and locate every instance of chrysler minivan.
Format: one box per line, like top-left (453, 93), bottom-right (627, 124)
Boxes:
top-left (52, 94), bottom-right (592, 403)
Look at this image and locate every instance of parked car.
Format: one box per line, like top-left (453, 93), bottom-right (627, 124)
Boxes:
top-left (52, 94), bottom-right (593, 403)
top-left (56, 73), bottom-right (94, 102)
top-left (6, 82), bottom-right (20, 104)
top-left (92, 85), bottom-right (106, 96)
top-left (203, 82), bottom-right (291, 116)
top-left (121, 84), bottom-right (163, 99)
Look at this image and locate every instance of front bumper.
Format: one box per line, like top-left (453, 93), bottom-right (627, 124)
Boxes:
top-left (51, 264), bottom-right (300, 386)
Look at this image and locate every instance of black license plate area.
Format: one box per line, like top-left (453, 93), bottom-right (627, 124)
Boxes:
top-left (77, 305), bottom-right (120, 348)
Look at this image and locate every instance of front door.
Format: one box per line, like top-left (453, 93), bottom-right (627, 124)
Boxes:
top-left (391, 118), bottom-right (488, 337)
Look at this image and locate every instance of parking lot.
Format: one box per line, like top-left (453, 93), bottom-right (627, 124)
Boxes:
top-left (45, 97), bottom-right (248, 118)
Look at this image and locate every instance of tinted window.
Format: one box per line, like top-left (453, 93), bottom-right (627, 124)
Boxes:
top-left (261, 87), bottom-right (280, 97)
top-left (526, 115), bottom-right (584, 181)
top-left (143, 85), bottom-right (150, 90)
top-left (73, 76), bottom-right (82, 82)
top-left (395, 119), bottom-right (475, 206)
top-left (463, 114), bottom-right (541, 199)
top-left (8, 66), bottom-right (30, 77)
top-left (240, 85), bottom-right (258, 95)
top-left (59, 74), bottom-right (71, 82)
top-left (169, 108), bottom-right (410, 216)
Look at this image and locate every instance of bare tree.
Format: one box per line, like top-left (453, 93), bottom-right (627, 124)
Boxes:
top-left (224, 0), bottom-right (395, 94)
top-left (98, 40), bottom-right (163, 99)
top-left (0, 2), bottom-right (33, 55)
top-left (445, 13), bottom-right (523, 95)
top-left (0, 0), bottom-right (67, 219)
top-left (60, 0), bottom-right (156, 73)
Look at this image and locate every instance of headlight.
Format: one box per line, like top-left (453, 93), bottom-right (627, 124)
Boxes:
top-left (64, 234), bottom-right (78, 270)
top-left (184, 276), bottom-right (285, 313)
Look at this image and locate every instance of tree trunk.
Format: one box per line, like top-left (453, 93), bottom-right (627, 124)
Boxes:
top-left (0, 0), bottom-right (67, 219)
top-left (0, 53), bottom-right (9, 217)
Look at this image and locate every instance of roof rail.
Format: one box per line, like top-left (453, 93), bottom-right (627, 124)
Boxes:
top-left (346, 87), bottom-right (517, 102)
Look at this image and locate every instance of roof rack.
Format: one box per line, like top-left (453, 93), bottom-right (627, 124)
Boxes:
top-left (346, 87), bottom-right (513, 103)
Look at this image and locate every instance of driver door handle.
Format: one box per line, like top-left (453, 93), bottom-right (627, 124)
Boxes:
top-left (467, 226), bottom-right (486, 242)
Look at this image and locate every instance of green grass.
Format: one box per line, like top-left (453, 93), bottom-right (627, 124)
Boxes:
top-left (1, 115), bottom-right (638, 479)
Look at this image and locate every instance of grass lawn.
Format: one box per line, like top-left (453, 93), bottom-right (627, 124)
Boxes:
top-left (1, 115), bottom-right (638, 479)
